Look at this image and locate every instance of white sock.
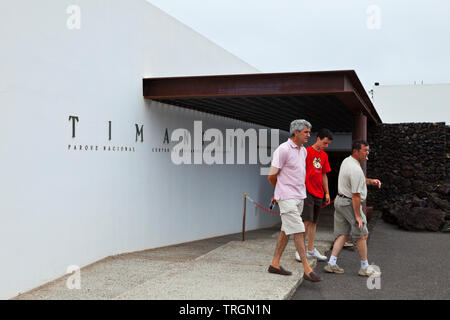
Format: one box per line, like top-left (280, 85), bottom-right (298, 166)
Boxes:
top-left (329, 256), bottom-right (337, 266)
top-left (307, 249), bottom-right (315, 255)
top-left (361, 260), bottom-right (369, 269)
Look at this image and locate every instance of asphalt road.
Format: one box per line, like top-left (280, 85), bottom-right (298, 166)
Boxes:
top-left (292, 219), bottom-right (450, 300)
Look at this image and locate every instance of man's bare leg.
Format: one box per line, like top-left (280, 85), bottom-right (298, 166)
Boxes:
top-left (293, 232), bottom-right (313, 275)
top-left (271, 231), bottom-right (290, 268)
top-left (303, 221), bottom-right (310, 247)
top-left (307, 222), bottom-right (318, 251)
top-left (355, 234), bottom-right (368, 261)
top-left (330, 235), bottom-right (350, 258)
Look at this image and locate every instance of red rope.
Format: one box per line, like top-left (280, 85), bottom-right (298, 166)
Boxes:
top-left (246, 196), bottom-right (280, 216)
top-left (251, 199), bottom-right (280, 216)
top-left (246, 195), bottom-right (335, 216)
top-left (321, 199), bottom-right (335, 208)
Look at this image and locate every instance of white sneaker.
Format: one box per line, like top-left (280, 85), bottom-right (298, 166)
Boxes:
top-left (308, 248), bottom-right (328, 261)
top-left (296, 249), bottom-right (327, 262)
top-left (324, 263), bottom-right (345, 274)
top-left (359, 265), bottom-right (382, 277)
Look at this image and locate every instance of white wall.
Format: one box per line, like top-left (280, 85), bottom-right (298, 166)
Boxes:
top-left (0, 0), bottom-right (282, 299)
top-left (373, 83), bottom-right (450, 124)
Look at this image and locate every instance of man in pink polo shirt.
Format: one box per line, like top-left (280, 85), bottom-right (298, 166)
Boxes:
top-left (267, 119), bottom-right (322, 282)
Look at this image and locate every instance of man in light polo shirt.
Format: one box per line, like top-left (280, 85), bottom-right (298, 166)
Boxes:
top-left (324, 140), bottom-right (382, 277)
top-left (267, 119), bottom-right (322, 282)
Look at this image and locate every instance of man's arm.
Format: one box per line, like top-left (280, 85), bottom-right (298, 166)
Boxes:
top-left (366, 178), bottom-right (382, 188)
top-left (322, 173), bottom-right (330, 204)
top-left (351, 193), bottom-right (363, 230)
top-left (268, 166), bottom-right (280, 187)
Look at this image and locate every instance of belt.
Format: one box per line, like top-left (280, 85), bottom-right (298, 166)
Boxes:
top-left (337, 194), bottom-right (365, 203)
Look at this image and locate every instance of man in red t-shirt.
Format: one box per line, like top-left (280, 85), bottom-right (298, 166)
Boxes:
top-left (295, 129), bottom-right (333, 262)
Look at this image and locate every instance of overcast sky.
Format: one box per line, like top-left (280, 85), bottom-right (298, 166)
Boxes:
top-left (147, 0), bottom-right (450, 123)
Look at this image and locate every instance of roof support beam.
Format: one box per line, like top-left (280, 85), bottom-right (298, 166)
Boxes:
top-left (143, 71), bottom-right (382, 132)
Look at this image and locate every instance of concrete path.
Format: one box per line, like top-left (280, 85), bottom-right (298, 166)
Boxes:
top-left (13, 208), bottom-right (336, 300)
top-left (13, 229), bottom-right (333, 299)
top-left (13, 206), bottom-right (449, 300)
top-left (115, 238), bottom-right (318, 300)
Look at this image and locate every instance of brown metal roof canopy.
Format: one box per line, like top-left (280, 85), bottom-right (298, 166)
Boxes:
top-left (143, 70), bottom-right (382, 132)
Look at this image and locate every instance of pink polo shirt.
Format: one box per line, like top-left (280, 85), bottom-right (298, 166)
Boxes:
top-left (271, 139), bottom-right (307, 200)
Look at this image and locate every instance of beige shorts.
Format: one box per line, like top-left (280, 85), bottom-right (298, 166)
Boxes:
top-left (333, 196), bottom-right (368, 239)
top-left (278, 199), bottom-right (305, 235)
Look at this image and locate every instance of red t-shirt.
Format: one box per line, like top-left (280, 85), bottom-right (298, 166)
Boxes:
top-left (305, 146), bottom-right (331, 198)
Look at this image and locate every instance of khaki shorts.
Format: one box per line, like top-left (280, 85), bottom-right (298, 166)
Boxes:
top-left (278, 199), bottom-right (305, 235)
top-left (333, 196), bottom-right (368, 239)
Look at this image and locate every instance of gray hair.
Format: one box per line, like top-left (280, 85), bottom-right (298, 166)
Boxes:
top-left (290, 119), bottom-right (312, 136)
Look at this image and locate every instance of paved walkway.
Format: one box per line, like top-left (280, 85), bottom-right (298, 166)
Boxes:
top-left (292, 218), bottom-right (450, 300)
top-left (14, 207), bottom-right (335, 300)
top-left (14, 205), bottom-right (449, 300)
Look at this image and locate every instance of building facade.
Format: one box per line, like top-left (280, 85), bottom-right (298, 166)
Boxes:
top-left (0, 0), bottom-right (285, 299)
top-left (0, 0), bottom-right (383, 299)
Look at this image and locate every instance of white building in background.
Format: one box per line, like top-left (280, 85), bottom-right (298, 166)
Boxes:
top-left (372, 83), bottom-right (450, 124)
top-left (0, 0), bottom-right (288, 299)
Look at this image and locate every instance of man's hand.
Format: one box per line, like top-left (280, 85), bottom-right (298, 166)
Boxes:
top-left (367, 178), bottom-right (382, 188)
top-left (325, 193), bottom-right (331, 205)
top-left (355, 215), bottom-right (363, 231)
top-left (372, 179), bottom-right (382, 188)
top-left (270, 196), bottom-right (278, 205)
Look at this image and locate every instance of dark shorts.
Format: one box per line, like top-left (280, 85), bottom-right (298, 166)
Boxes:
top-left (302, 191), bottom-right (323, 223)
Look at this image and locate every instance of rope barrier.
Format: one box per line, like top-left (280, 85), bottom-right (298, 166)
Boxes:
top-left (242, 193), bottom-right (336, 241)
top-left (321, 199), bottom-right (335, 208)
top-left (246, 194), bottom-right (335, 215)
top-left (245, 195), bottom-right (280, 216)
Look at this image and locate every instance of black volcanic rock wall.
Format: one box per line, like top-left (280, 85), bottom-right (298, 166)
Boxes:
top-left (367, 122), bottom-right (449, 232)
